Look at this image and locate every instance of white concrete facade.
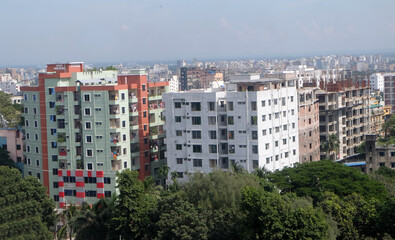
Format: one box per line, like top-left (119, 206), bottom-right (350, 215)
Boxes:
top-left (163, 78), bottom-right (299, 182)
top-left (370, 73), bottom-right (384, 92)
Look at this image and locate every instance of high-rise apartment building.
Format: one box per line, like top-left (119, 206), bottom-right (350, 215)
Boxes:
top-left (317, 80), bottom-right (371, 160)
top-left (384, 73), bottom-right (395, 113)
top-left (21, 63), bottom-right (168, 207)
top-left (163, 78), bottom-right (299, 182)
top-left (298, 87), bottom-right (320, 163)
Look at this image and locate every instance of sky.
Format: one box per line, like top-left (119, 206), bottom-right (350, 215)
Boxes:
top-left (1, 0), bottom-right (395, 67)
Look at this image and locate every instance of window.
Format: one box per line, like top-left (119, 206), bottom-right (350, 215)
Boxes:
top-left (144, 125), bottom-right (147, 131)
top-left (86, 136), bottom-right (92, 143)
top-left (252, 131), bottom-right (258, 140)
top-left (265, 143), bottom-right (269, 150)
top-left (228, 102), bottom-right (234, 111)
top-left (124, 161), bottom-right (127, 168)
top-left (210, 159), bottom-right (217, 167)
top-left (53, 182), bottom-right (58, 188)
top-left (33, 108), bottom-right (37, 114)
top-left (142, 84), bottom-right (146, 91)
top-left (100, 177), bottom-right (110, 184)
top-left (192, 117), bottom-right (201, 125)
top-left (122, 121), bottom-right (126, 127)
top-left (87, 162), bottom-right (93, 170)
top-left (177, 158), bottom-right (183, 164)
top-left (175, 116), bottom-right (181, 122)
top-left (285, 152), bottom-right (289, 158)
top-left (84, 94), bottom-right (90, 102)
top-left (84, 108), bottom-right (91, 116)
top-left (176, 144), bottom-right (182, 150)
top-left (228, 116), bottom-right (234, 125)
top-left (283, 111), bottom-right (286, 117)
top-left (274, 99), bottom-right (278, 105)
top-left (283, 125), bottom-right (288, 131)
top-left (52, 155), bottom-right (58, 161)
top-left (275, 113), bottom-right (279, 119)
top-left (193, 145), bottom-right (202, 153)
top-left (143, 111), bottom-right (147, 118)
top-left (282, 97), bottom-right (286, 106)
top-left (209, 131), bottom-right (217, 139)
top-left (25, 120), bottom-right (29, 127)
top-left (121, 93), bottom-right (125, 100)
top-left (251, 101), bottom-right (257, 111)
top-left (35, 134), bottom-right (38, 141)
top-left (262, 115), bottom-right (266, 121)
top-left (261, 100), bottom-right (266, 107)
top-left (49, 102), bottom-right (55, 108)
top-left (51, 142), bottom-right (57, 148)
top-left (122, 107), bottom-right (125, 114)
top-left (251, 116), bottom-right (257, 125)
top-left (85, 190), bottom-right (97, 197)
top-left (48, 88), bottom-right (55, 95)
top-left (24, 94), bottom-right (28, 101)
top-left (86, 149), bottom-right (93, 157)
top-left (252, 145), bottom-right (258, 154)
top-left (262, 129), bottom-right (267, 136)
top-left (293, 149), bottom-right (296, 155)
top-left (176, 130), bottom-right (182, 136)
top-left (105, 191), bottom-right (112, 197)
top-left (191, 102), bottom-right (201, 111)
top-left (34, 120), bottom-right (38, 128)
top-left (275, 141), bottom-right (279, 147)
top-left (269, 114), bottom-right (272, 120)
top-left (123, 134), bottom-right (127, 141)
top-left (24, 107), bottom-right (29, 114)
top-left (379, 152), bottom-right (385, 157)
top-left (85, 122), bottom-right (92, 129)
top-left (50, 115), bottom-right (56, 122)
top-left (292, 123), bottom-right (296, 129)
top-left (51, 128), bottom-right (57, 135)
top-left (36, 160), bottom-right (40, 166)
top-left (275, 127), bottom-right (280, 133)
top-left (174, 102), bottom-right (181, 108)
top-left (252, 160), bottom-right (258, 169)
top-left (209, 145), bottom-right (217, 153)
top-left (208, 116), bottom-right (216, 125)
top-left (193, 159), bottom-right (202, 167)
top-left (192, 131), bottom-right (201, 139)
top-left (143, 98), bottom-right (146, 104)
top-left (228, 131), bottom-right (234, 139)
top-left (35, 147), bottom-right (39, 154)
top-left (84, 177), bottom-right (97, 184)
top-left (293, 136), bottom-right (296, 142)
top-left (291, 109), bottom-right (295, 115)
top-left (283, 139), bottom-right (287, 145)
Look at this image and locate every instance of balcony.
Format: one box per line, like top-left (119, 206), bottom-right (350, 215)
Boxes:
top-left (76, 160), bottom-right (84, 170)
top-left (59, 147), bottom-right (67, 156)
top-left (56, 105), bottom-right (65, 115)
top-left (130, 130), bottom-right (138, 142)
top-left (149, 101), bottom-right (165, 110)
top-left (109, 91), bottom-right (119, 101)
top-left (130, 104), bottom-right (138, 113)
top-left (56, 93), bottom-right (65, 102)
top-left (109, 105), bottom-right (120, 115)
top-left (110, 133), bottom-right (120, 143)
top-left (111, 146), bottom-right (121, 160)
top-left (129, 90), bottom-right (138, 102)
top-left (112, 160), bottom-right (122, 170)
top-left (110, 119), bottom-right (120, 129)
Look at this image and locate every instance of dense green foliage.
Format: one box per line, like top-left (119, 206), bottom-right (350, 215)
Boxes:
top-left (267, 160), bottom-right (388, 202)
top-left (0, 148), bottom-right (15, 168)
top-left (379, 115), bottom-right (395, 145)
top-left (59, 163), bottom-right (395, 240)
top-left (0, 91), bottom-right (22, 127)
top-left (0, 166), bottom-right (56, 240)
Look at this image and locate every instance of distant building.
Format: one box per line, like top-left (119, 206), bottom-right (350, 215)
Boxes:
top-left (0, 80), bottom-right (20, 95)
top-left (365, 134), bottom-right (395, 173)
top-left (0, 128), bottom-right (23, 163)
top-left (163, 78), bottom-right (299, 182)
top-left (370, 104), bottom-right (385, 136)
top-left (168, 75), bottom-right (179, 92)
top-left (370, 73), bottom-right (384, 92)
top-left (384, 73), bottom-right (395, 113)
top-left (179, 67), bottom-right (223, 90)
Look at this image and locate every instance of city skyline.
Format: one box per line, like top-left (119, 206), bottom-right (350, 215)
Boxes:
top-left (1, 0), bottom-right (395, 66)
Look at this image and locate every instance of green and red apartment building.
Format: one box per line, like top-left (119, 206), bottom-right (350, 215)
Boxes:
top-left (21, 62), bottom-right (168, 208)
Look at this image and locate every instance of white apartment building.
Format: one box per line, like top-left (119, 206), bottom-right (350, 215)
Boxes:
top-left (370, 73), bottom-right (384, 92)
top-left (163, 78), bottom-right (299, 182)
top-left (0, 80), bottom-right (20, 95)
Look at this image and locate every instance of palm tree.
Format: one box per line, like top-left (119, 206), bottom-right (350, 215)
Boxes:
top-left (157, 165), bottom-right (171, 186)
top-left (70, 198), bottom-right (115, 240)
top-left (321, 134), bottom-right (340, 160)
top-left (57, 204), bottom-right (79, 240)
top-left (254, 166), bottom-right (269, 179)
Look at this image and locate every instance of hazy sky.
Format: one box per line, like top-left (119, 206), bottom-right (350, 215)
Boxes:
top-left (1, 0), bottom-right (395, 66)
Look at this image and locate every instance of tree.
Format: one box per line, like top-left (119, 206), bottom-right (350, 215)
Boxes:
top-left (157, 165), bottom-right (170, 186)
top-left (154, 194), bottom-right (208, 240)
top-left (0, 91), bottom-right (22, 128)
top-left (57, 204), bottom-right (79, 240)
top-left (267, 160), bottom-right (388, 203)
top-left (0, 166), bottom-right (55, 240)
top-left (71, 198), bottom-right (116, 240)
top-left (241, 186), bottom-right (329, 240)
top-left (321, 134), bottom-right (339, 160)
top-left (0, 148), bottom-right (14, 168)
top-left (112, 169), bottom-right (158, 239)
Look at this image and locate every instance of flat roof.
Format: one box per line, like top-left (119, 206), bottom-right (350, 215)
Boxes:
top-left (229, 78), bottom-right (290, 84)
